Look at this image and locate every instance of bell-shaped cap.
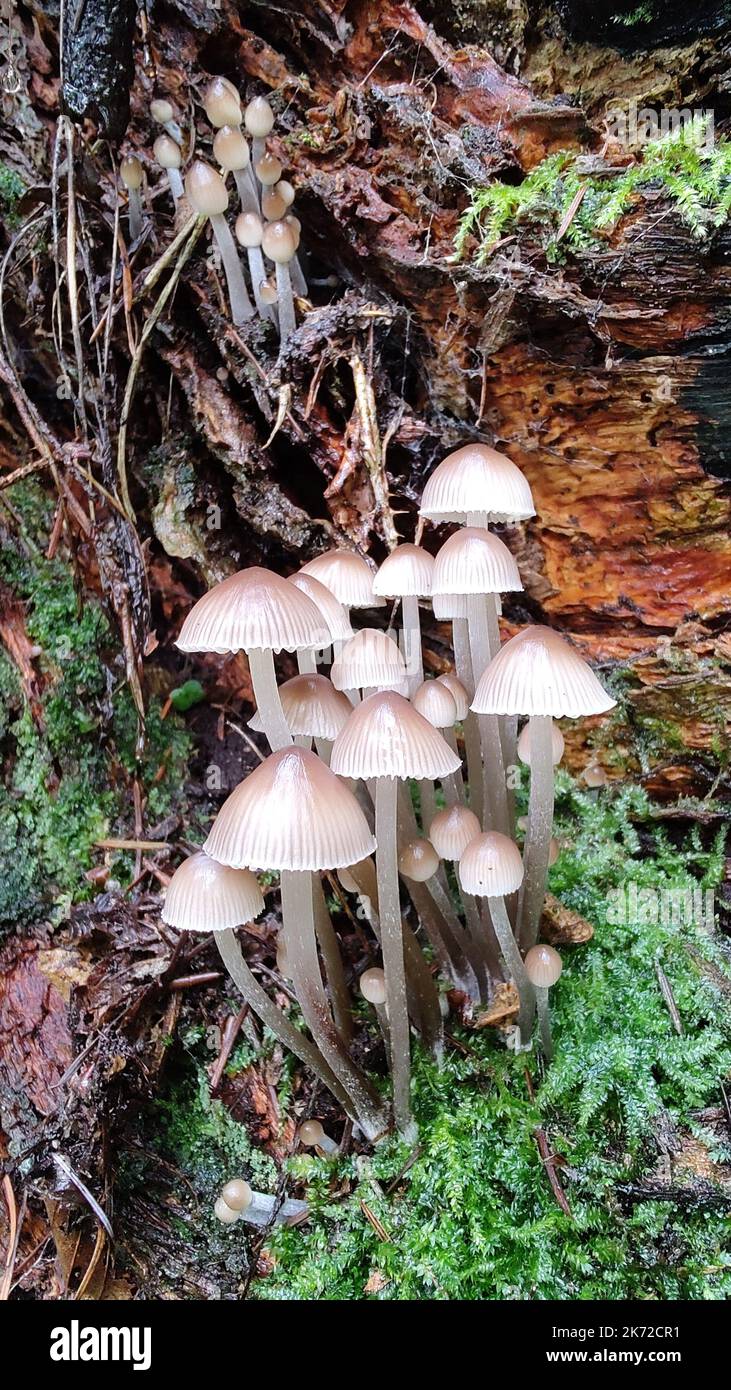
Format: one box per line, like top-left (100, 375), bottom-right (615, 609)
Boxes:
top-left (472, 625), bottom-right (617, 719)
top-left (120, 155), bottom-right (143, 190)
top-left (185, 160), bottom-right (229, 216)
top-left (420, 442), bottom-right (535, 524)
top-left (204, 746), bottom-right (376, 871)
top-left (299, 549), bottom-right (384, 609)
top-left (331, 690), bottom-right (461, 782)
top-left (359, 967), bottom-right (386, 1005)
top-left (373, 543), bottom-right (434, 599)
top-left (412, 679), bottom-right (457, 729)
top-left (525, 943), bottom-right (563, 989)
top-left (331, 628), bottom-right (406, 692)
top-left (162, 851), bottom-right (264, 931)
top-left (204, 76), bottom-right (242, 128)
top-left (398, 838), bottom-right (439, 882)
top-left (436, 672), bottom-right (469, 720)
top-left (429, 805), bottom-right (481, 862)
top-left (244, 94), bottom-right (274, 138)
top-left (432, 592), bottom-right (468, 621)
top-left (213, 125), bottom-right (250, 171)
top-left (433, 527), bottom-right (522, 597)
top-left (154, 135), bottom-right (182, 170)
top-left (459, 832), bottom-right (524, 899)
top-left (249, 673), bottom-right (351, 740)
top-left (288, 572), bottom-right (353, 643)
top-left (176, 567), bottom-right (329, 655)
top-left (517, 718), bottom-right (565, 766)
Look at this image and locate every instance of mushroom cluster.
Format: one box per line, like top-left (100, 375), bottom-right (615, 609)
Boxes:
top-left (118, 79), bottom-right (306, 350)
top-left (164, 442), bottom-right (615, 1141)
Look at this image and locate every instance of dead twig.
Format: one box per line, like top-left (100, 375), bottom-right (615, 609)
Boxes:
top-left (524, 1069), bottom-right (572, 1219)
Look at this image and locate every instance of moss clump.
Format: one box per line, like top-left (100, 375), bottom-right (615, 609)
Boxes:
top-left (0, 164), bottom-right (25, 231)
top-left (254, 782), bottom-right (731, 1300)
top-left (455, 127), bottom-right (731, 264)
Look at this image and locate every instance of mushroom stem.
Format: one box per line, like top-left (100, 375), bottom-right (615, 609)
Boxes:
top-left (216, 928), bottom-right (352, 1113)
top-left (209, 211), bottom-right (254, 324)
top-left (312, 875), bottom-right (353, 1041)
top-left (128, 187), bottom-right (143, 243)
top-left (246, 244), bottom-right (272, 319)
top-left (166, 169), bottom-right (183, 204)
top-left (252, 136), bottom-right (267, 173)
top-left (275, 262), bottom-right (296, 344)
top-left (486, 896), bottom-right (535, 1044)
top-left (535, 985), bottom-right (553, 1059)
top-left (401, 595), bottom-right (423, 696)
top-left (281, 870), bottom-right (389, 1141)
top-left (518, 714), bottom-right (555, 950)
top-left (466, 593), bottom-right (509, 836)
top-left (375, 777), bottom-right (415, 1139)
top-left (442, 729), bottom-right (466, 803)
top-left (234, 167), bottom-right (260, 216)
top-left (247, 647), bottom-right (292, 751)
top-left (419, 778), bottom-right (437, 832)
top-left (452, 617), bottom-right (483, 823)
top-left (290, 253), bottom-right (308, 298)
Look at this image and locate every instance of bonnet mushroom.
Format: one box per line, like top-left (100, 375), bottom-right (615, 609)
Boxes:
top-left (472, 625), bottom-right (615, 949)
top-left (524, 944), bottom-right (563, 1060)
top-left (459, 833), bottom-right (535, 1046)
top-left (373, 544), bottom-right (435, 694)
top-left (331, 691), bottom-right (460, 1137)
top-left (203, 76), bottom-right (242, 129)
top-left (249, 672), bottom-right (351, 756)
top-left (244, 93), bottom-right (275, 171)
top-left (420, 441), bottom-right (535, 527)
top-left (151, 97), bottom-right (183, 144)
top-left (185, 160), bottom-right (254, 325)
top-left (215, 126), bottom-right (260, 217)
top-left (398, 838), bottom-right (440, 882)
top-left (205, 746), bottom-right (389, 1140)
top-left (517, 718), bottom-right (565, 768)
top-left (153, 134), bottom-right (184, 206)
top-left (360, 966), bottom-right (390, 1058)
top-left (412, 678), bottom-right (463, 808)
top-left (299, 549), bottom-right (384, 619)
top-left (120, 155), bottom-right (144, 242)
top-left (288, 571), bottom-right (353, 674)
top-left (299, 1119), bottom-right (338, 1154)
top-left (176, 566), bottom-right (329, 752)
top-left (331, 628), bottom-right (407, 699)
top-left (261, 219), bottom-right (297, 346)
top-left (234, 211), bottom-right (272, 319)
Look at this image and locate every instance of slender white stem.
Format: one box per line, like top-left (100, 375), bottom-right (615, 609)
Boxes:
top-left (166, 169), bottom-right (183, 203)
top-left (536, 986), bottom-right (553, 1059)
top-left (374, 1001), bottom-right (391, 1064)
top-left (467, 593), bottom-right (509, 835)
top-left (419, 779), bottom-right (437, 833)
top-left (252, 136), bottom-right (266, 172)
top-left (488, 896), bottom-right (535, 1044)
top-left (216, 928), bottom-right (351, 1112)
top-left (246, 246), bottom-right (273, 319)
top-left (290, 253), bottom-right (307, 298)
top-left (518, 714), bottom-right (555, 949)
top-left (297, 649), bottom-right (317, 675)
top-left (376, 778), bottom-right (415, 1139)
top-left (452, 617), bottom-right (483, 822)
top-left (443, 729), bottom-right (466, 804)
top-left (281, 869), bottom-right (388, 1140)
top-left (128, 188), bottom-right (143, 243)
top-left (312, 874), bottom-right (353, 1041)
top-left (234, 167), bottom-right (260, 216)
top-left (210, 211), bottom-right (254, 324)
top-left (163, 119), bottom-right (183, 144)
top-left (275, 262), bottom-right (296, 345)
top-left (401, 595), bottom-right (423, 696)
top-left (247, 647), bottom-right (291, 751)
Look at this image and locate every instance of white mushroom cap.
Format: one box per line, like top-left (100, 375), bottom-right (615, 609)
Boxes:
top-left (151, 98), bottom-right (175, 124)
top-left (249, 673), bottom-right (352, 740)
top-left (429, 805), bottom-right (481, 862)
top-left (524, 943), bottom-right (563, 989)
top-left (120, 155), bottom-right (143, 190)
top-left (420, 442), bottom-right (535, 524)
top-left (214, 125), bottom-right (250, 171)
top-left (433, 527), bottom-right (522, 597)
top-left (244, 94), bottom-right (275, 138)
top-left (153, 134), bottom-right (182, 170)
top-left (288, 572), bottom-right (353, 643)
top-left (330, 690), bottom-right (462, 782)
top-left (471, 625), bottom-right (617, 719)
top-left (215, 1196), bottom-right (241, 1223)
top-left (435, 673), bottom-right (469, 721)
top-left (331, 628), bottom-right (406, 692)
top-left (299, 549), bottom-right (384, 609)
top-left (235, 211), bottom-right (264, 248)
top-left (359, 967), bottom-right (386, 1004)
top-left (275, 179), bottom-right (295, 207)
top-left (373, 543), bottom-right (434, 599)
top-left (517, 719), bottom-right (565, 767)
top-left (221, 1179), bottom-right (252, 1212)
top-left (161, 852), bottom-right (264, 932)
top-left (432, 592), bottom-right (468, 621)
top-left (204, 76), bottom-right (242, 128)
top-left (185, 160), bottom-right (229, 216)
top-left (205, 746), bottom-right (376, 871)
top-left (458, 832), bottom-right (524, 899)
top-left (398, 838), bottom-right (439, 882)
top-left (176, 567), bottom-right (329, 655)
top-left (412, 679), bottom-right (457, 729)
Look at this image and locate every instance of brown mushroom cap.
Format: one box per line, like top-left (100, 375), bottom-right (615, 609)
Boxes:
top-left (235, 211), bottom-right (264, 248)
top-left (472, 625), bottom-right (617, 720)
top-left (176, 566), bottom-right (329, 655)
top-left (517, 719), bottom-right (565, 767)
top-left (435, 673), bottom-right (469, 721)
top-left (255, 153), bottom-right (283, 186)
top-left (161, 852), bottom-right (264, 932)
top-left (284, 213), bottom-right (301, 249)
top-left (120, 155), bottom-right (142, 190)
top-left (204, 746), bottom-right (376, 871)
top-left (153, 134), bottom-right (182, 170)
top-left (524, 943), bottom-right (563, 989)
top-left (433, 526), bottom-right (523, 597)
top-left (331, 628), bottom-right (406, 693)
top-left (249, 673), bottom-right (352, 740)
top-left (299, 549), bottom-right (384, 609)
top-left (214, 125), bottom-right (250, 171)
top-left (420, 442), bottom-right (535, 524)
top-left (221, 1179), bottom-right (252, 1211)
top-left (244, 94), bottom-right (275, 138)
top-left (330, 690), bottom-right (462, 782)
top-left (204, 76), bottom-right (242, 128)
top-left (261, 219), bottom-right (296, 264)
top-left (185, 160), bottom-right (229, 216)
top-left (359, 967), bottom-right (387, 1005)
top-left (299, 1119), bottom-right (327, 1147)
top-left (288, 572), bottom-right (353, 644)
top-left (262, 189), bottom-right (288, 221)
top-left (373, 543), bottom-right (434, 599)
top-left (398, 837), bottom-right (440, 882)
top-left (459, 832), bottom-right (524, 899)
top-left (429, 805), bottom-right (481, 862)
top-left (412, 678), bottom-right (457, 729)
top-left (259, 277), bottom-right (278, 305)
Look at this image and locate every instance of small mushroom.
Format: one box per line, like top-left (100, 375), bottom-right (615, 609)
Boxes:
top-left (204, 76), bottom-right (242, 129)
top-left (275, 179), bottom-right (295, 208)
top-left (360, 967), bottom-right (390, 1058)
top-left (119, 155), bottom-right (144, 242)
top-left (234, 211), bottom-right (271, 319)
top-left (214, 124), bottom-right (260, 216)
top-left (459, 832), bottom-right (534, 1045)
top-left (262, 187), bottom-right (289, 221)
top-left (221, 1178), bottom-right (253, 1212)
top-left (151, 97), bottom-right (183, 144)
top-left (284, 212), bottom-right (308, 297)
top-left (260, 276), bottom-right (278, 306)
top-left (214, 1196), bottom-right (240, 1224)
top-left (331, 628), bottom-right (407, 701)
top-left (255, 153), bottom-right (283, 188)
top-left (261, 219), bottom-right (297, 347)
top-left (185, 161), bottom-right (254, 325)
top-left (153, 134), bottom-right (183, 206)
top-left (373, 544), bottom-right (434, 695)
top-left (518, 719), bottom-right (565, 767)
top-left (524, 944), bottom-right (563, 1060)
top-left (398, 838), bottom-right (439, 882)
top-left (299, 1119), bottom-right (337, 1155)
top-left (244, 93), bottom-right (275, 170)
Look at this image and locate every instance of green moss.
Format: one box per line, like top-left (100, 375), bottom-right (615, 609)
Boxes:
top-left (0, 164), bottom-right (25, 231)
top-left (455, 126), bottom-right (731, 264)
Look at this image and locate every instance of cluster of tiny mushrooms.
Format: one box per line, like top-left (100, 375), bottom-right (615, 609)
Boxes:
top-left (119, 80), bottom-right (305, 350)
top-left (162, 440), bottom-right (615, 1160)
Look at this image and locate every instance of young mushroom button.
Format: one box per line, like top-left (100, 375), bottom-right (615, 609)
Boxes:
top-left (524, 943), bottom-right (563, 1060)
top-left (261, 220), bottom-right (297, 347)
top-left (185, 160), bottom-right (254, 326)
top-left (153, 134), bottom-right (183, 205)
top-left (120, 155), bottom-right (143, 241)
